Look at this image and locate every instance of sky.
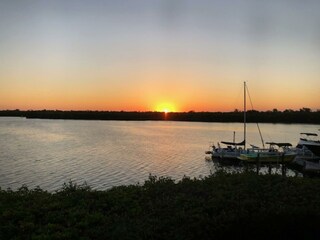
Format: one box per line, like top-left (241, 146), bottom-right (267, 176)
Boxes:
top-left (1, 0), bottom-right (320, 112)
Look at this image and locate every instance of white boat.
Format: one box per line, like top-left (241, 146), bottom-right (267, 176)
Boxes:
top-left (210, 137), bottom-right (245, 160)
top-left (233, 84), bottom-right (296, 163)
top-left (207, 82), bottom-right (267, 161)
top-left (296, 132), bottom-right (320, 157)
top-left (206, 81), bottom-right (297, 164)
top-left (238, 142), bottom-right (297, 163)
top-left (206, 82), bottom-right (248, 161)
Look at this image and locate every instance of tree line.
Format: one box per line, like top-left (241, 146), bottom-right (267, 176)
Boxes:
top-left (0, 109), bottom-right (319, 124)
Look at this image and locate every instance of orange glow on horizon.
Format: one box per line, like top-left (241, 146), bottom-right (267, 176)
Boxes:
top-left (1, 77), bottom-right (319, 112)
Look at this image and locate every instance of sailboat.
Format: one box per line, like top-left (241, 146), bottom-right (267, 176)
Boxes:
top-left (237, 84), bottom-right (297, 163)
top-left (207, 82), bottom-right (248, 161)
top-left (207, 81), bottom-right (297, 163)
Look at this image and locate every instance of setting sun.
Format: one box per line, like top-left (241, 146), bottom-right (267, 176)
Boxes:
top-left (155, 103), bottom-right (177, 113)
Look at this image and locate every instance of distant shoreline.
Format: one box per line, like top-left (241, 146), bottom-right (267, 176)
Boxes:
top-left (1, 109), bottom-right (320, 124)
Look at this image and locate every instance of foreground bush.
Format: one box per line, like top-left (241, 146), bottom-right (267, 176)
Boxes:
top-left (1, 172), bottom-right (320, 239)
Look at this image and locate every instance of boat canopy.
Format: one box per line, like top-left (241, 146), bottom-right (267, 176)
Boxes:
top-left (300, 133), bottom-right (318, 136)
top-left (221, 140), bottom-right (245, 146)
top-left (266, 142), bottom-right (292, 147)
top-left (250, 144), bottom-right (260, 149)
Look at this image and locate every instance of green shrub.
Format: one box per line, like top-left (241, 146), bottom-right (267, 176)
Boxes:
top-left (0, 172), bottom-right (319, 239)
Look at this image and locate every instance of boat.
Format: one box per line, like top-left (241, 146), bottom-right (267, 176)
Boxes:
top-left (296, 132), bottom-right (320, 157)
top-left (206, 82), bottom-right (248, 161)
top-left (234, 83), bottom-right (297, 163)
top-left (210, 135), bottom-right (245, 160)
top-left (206, 81), bottom-right (297, 164)
top-left (206, 131), bottom-right (245, 160)
top-left (238, 142), bottom-right (297, 163)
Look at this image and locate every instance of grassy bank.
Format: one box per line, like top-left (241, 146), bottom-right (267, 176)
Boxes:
top-left (1, 172), bottom-right (320, 239)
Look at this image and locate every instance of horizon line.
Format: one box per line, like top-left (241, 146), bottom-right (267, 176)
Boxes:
top-left (0, 108), bottom-right (319, 113)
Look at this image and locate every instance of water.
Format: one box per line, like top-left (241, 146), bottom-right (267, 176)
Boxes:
top-left (0, 117), bottom-right (319, 191)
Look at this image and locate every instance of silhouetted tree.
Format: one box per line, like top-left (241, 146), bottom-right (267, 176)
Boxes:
top-left (300, 107), bottom-right (311, 112)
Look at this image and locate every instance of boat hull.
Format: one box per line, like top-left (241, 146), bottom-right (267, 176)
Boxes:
top-left (212, 151), bottom-right (240, 160)
top-left (238, 152), bottom-right (297, 163)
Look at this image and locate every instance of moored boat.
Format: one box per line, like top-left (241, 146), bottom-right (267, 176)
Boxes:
top-left (206, 82), bottom-right (248, 161)
top-left (296, 132), bottom-right (320, 157)
top-left (238, 142), bottom-right (297, 163)
top-left (210, 139), bottom-right (245, 160)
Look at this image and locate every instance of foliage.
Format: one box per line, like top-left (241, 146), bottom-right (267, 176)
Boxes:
top-left (0, 173), bottom-right (320, 239)
top-left (1, 109), bottom-right (320, 123)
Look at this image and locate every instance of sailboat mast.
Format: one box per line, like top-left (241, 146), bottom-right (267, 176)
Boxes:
top-left (244, 82), bottom-right (246, 150)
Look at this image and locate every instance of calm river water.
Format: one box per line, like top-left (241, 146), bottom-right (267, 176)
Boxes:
top-left (0, 117), bottom-right (319, 191)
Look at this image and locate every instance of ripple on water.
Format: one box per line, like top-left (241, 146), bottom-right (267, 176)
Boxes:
top-left (0, 119), bottom-right (315, 191)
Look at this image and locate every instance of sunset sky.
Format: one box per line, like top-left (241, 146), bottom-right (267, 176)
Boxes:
top-left (1, 0), bottom-right (319, 112)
